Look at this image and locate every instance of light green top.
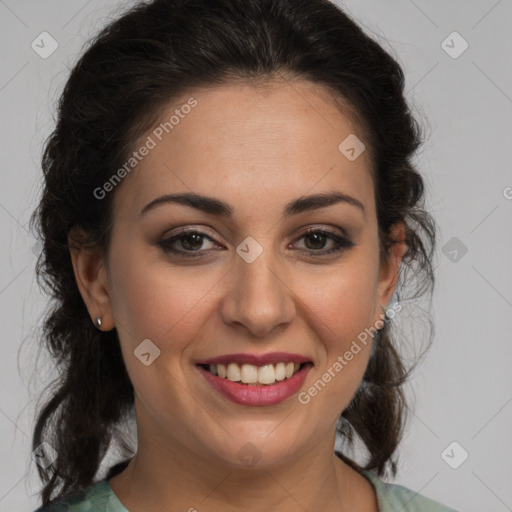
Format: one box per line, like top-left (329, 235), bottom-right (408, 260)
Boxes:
top-left (34, 470), bottom-right (458, 511)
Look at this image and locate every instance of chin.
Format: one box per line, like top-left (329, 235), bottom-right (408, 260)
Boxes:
top-left (199, 428), bottom-right (306, 471)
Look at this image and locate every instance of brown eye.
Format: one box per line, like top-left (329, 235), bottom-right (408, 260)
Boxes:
top-left (158, 227), bottom-right (354, 259)
top-left (303, 231), bottom-right (328, 250)
top-left (159, 229), bottom-right (220, 257)
top-left (294, 228), bottom-right (354, 256)
top-left (177, 232), bottom-right (205, 251)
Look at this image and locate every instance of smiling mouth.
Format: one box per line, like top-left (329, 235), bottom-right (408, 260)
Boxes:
top-left (197, 362), bottom-right (313, 386)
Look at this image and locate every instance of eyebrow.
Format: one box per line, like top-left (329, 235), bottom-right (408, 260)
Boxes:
top-left (139, 191), bottom-right (365, 220)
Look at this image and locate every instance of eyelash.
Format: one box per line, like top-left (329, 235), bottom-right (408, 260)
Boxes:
top-left (158, 227), bottom-right (355, 259)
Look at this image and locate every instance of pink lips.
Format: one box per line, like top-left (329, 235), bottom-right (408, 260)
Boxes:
top-left (196, 352), bottom-right (313, 406)
top-left (196, 352), bottom-right (311, 366)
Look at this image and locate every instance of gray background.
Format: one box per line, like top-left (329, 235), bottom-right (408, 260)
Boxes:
top-left (1, 0), bottom-right (511, 510)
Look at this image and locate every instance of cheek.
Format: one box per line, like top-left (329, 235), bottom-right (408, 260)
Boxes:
top-left (296, 263), bottom-right (377, 409)
top-left (110, 252), bottom-right (217, 345)
top-left (109, 255), bottom-right (212, 409)
top-left (303, 261), bottom-right (378, 345)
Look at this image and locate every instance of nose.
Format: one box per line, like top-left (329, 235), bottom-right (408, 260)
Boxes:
top-left (220, 249), bottom-right (296, 338)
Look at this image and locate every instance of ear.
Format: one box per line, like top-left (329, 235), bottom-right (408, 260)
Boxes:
top-left (373, 221), bottom-right (407, 326)
top-left (68, 228), bottom-right (115, 331)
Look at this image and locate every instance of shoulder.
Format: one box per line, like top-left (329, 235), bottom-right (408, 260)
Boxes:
top-left (32, 478), bottom-right (126, 512)
top-left (361, 470), bottom-right (459, 512)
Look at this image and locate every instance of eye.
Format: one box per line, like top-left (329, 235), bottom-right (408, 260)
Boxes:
top-left (292, 228), bottom-right (355, 256)
top-left (158, 226), bottom-right (355, 259)
top-left (159, 228), bottom-right (220, 258)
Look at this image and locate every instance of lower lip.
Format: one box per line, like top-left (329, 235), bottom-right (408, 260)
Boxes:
top-left (197, 364), bottom-right (313, 406)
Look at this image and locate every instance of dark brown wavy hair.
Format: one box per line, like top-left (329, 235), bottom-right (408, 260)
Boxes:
top-left (29, 0), bottom-right (436, 507)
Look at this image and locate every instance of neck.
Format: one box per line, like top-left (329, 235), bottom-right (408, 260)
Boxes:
top-left (108, 432), bottom-right (368, 512)
top-left (108, 398), bottom-right (378, 512)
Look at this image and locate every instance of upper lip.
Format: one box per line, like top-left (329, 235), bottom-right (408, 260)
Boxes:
top-left (196, 352), bottom-right (312, 366)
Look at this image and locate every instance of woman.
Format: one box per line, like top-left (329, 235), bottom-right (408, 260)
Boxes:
top-left (30, 0), bottom-right (455, 510)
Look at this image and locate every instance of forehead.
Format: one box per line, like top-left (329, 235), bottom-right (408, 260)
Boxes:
top-left (112, 79), bottom-right (375, 222)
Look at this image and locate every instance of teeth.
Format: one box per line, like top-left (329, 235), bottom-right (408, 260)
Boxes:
top-left (275, 362), bottom-right (286, 381)
top-left (217, 364), bottom-right (227, 379)
top-left (258, 364), bottom-right (275, 385)
top-left (241, 364), bottom-right (258, 384)
top-left (207, 362), bottom-right (304, 385)
top-left (227, 363), bottom-right (241, 382)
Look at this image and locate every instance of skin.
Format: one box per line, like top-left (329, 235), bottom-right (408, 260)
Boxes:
top-left (70, 77), bottom-right (407, 512)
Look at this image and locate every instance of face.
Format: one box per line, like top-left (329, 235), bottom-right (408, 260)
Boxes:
top-left (72, 78), bottom-right (405, 470)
